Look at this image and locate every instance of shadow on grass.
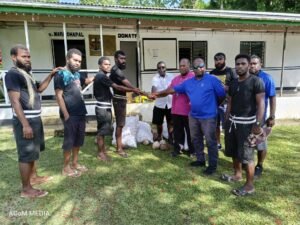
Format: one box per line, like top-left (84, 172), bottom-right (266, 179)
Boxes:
top-left (0, 129), bottom-right (299, 224)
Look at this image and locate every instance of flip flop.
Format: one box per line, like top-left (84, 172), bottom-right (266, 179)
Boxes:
top-left (232, 187), bottom-right (255, 196)
top-left (62, 169), bottom-right (81, 178)
top-left (220, 174), bottom-right (242, 182)
top-left (97, 153), bottom-right (111, 161)
top-left (116, 150), bottom-right (128, 158)
top-left (72, 164), bottom-right (88, 173)
top-left (21, 189), bottom-right (48, 198)
top-left (31, 176), bottom-right (54, 186)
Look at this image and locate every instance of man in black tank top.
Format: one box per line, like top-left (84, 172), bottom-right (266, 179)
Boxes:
top-left (223, 54), bottom-right (265, 196)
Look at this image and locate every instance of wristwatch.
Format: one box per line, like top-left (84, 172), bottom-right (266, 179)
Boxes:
top-left (269, 115), bottom-right (275, 120)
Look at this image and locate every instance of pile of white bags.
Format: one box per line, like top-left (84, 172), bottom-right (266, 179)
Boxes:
top-left (112, 116), bottom-right (153, 148)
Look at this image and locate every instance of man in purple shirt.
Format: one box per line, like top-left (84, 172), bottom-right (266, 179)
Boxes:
top-left (168, 58), bottom-right (194, 157)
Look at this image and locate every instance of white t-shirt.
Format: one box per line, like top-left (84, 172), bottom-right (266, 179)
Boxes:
top-left (152, 73), bottom-right (174, 109)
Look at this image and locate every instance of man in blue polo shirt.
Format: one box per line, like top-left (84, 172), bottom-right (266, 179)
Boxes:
top-left (153, 57), bottom-right (226, 175)
top-left (250, 55), bottom-right (276, 178)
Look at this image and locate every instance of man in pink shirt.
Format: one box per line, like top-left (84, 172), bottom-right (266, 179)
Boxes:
top-left (168, 58), bottom-right (195, 157)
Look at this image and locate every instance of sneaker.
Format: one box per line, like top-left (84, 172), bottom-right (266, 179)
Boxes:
top-left (190, 161), bottom-right (206, 167)
top-left (254, 165), bottom-right (263, 178)
top-left (203, 167), bottom-right (216, 175)
top-left (218, 144), bottom-right (222, 150)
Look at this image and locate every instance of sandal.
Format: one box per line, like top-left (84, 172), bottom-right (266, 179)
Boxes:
top-left (116, 150), bottom-right (128, 158)
top-left (72, 164), bottom-right (88, 173)
top-left (21, 189), bottom-right (48, 198)
top-left (97, 153), bottom-right (110, 161)
top-left (232, 187), bottom-right (255, 196)
top-left (220, 174), bottom-right (242, 182)
top-left (62, 169), bottom-right (81, 178)
top-left (31, 176), bottom-right (54, 186)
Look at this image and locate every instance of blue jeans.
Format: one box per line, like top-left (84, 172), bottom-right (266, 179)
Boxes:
top-left (189, 116), bottom-right (218, 169)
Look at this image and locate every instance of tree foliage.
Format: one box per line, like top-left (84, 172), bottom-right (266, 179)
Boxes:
top-left (207, 0), bottom-right (300, 13)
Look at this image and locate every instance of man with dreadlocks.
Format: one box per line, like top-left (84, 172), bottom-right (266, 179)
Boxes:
top-left (5, 44), bottom-right (59, 198)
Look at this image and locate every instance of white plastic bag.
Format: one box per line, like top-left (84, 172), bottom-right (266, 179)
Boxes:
top-left (162, 121), bottom-right (169, 139)
top-left (183, 130), bottom-right (189, 150)
top-left (136, 121), bottom-right (153, 144)
top-left (112, 115), bottom-right (139, 148)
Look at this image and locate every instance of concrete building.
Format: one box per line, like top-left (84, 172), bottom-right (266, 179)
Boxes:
top-left (1, 0), bottom-right (300, 121)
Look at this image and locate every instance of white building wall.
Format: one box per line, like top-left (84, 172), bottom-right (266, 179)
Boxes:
top-left (1, 26), bottom-right (300, 94)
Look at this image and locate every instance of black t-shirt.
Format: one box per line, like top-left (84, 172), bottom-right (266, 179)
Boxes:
top-left (5, 69), bottom-right (41, 111)
top-left (228, 75), bottom-right (265, 117)
top-left (210, 67), bottom-right (237, 86)
top-left (110, 65), bottom-right (126, 96)
top-left (54, 71), bottom-right (87, 118)
top-left (93, 71), bottom-right (114, 103)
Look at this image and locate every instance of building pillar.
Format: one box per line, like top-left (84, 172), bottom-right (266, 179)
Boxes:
top-left (136, 19), bottom-right (142, 89)
top-left (280, 27), bottom-right (288, 97)
top-left (100, 24), bottom-right (104, 56)
top-left (24, 21), bottom-right (30, 50)
top-left (63, 22), bottom-right (68, 56)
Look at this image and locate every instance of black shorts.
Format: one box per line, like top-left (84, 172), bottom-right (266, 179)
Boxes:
top-left (152, 106), bottom-right (172, 125)
top-left (62, 116), bottom-right (86, 151)
top-left (224, 121), bottom-right (254, 164)
top-left (113, 99), bottom-right (127, 127)
top-left (13, 117), bottom-right (45, 163)
top-left (96, 107), bottom-right (112, 136)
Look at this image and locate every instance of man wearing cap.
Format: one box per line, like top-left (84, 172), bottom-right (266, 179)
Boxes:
top-left (153, 57), bottom-right (226, 175)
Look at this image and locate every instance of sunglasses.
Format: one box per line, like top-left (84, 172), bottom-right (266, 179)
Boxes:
top-left (192, 63), bottom-right (205, 70)
top-left (158, 66), bottom-right (165, 69)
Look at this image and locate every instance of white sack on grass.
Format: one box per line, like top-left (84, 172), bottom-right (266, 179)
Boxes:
top-left (112, 115), bottom-right (139, 148)
top-left (136, 121), bottom-right (153, 143)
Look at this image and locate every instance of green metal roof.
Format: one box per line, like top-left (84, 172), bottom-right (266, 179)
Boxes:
top-left (1, 1), bottom-right (300, 26)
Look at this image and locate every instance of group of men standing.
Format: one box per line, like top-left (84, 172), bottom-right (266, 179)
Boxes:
top-left (5, 45), bottom-right (143, 198)
top-left (151, 53), bottom-right (276, 196)
top-left (5, 43), bottom-right (276, 198)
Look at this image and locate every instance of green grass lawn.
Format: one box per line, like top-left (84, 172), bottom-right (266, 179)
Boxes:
top-left (0, 125), bottom-right (299, 225)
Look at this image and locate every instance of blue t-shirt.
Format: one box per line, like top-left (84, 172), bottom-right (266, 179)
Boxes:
top-left (174, 73), bottom-right (226, 119)
top-left (257, 70), bottom-right (276, 119)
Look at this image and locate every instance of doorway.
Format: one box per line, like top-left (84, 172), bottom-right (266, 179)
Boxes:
top-left (120, 41), bottom-right (138, 87)
top-left (51, 39), bottom-right (87, 69)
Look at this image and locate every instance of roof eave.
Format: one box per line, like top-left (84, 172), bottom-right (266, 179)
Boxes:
top-left (0, 2), bottom-right (300, 27)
